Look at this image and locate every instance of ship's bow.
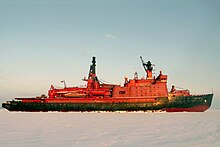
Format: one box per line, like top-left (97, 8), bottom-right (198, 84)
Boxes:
top-left (165, 94), bottom-right (214, 112)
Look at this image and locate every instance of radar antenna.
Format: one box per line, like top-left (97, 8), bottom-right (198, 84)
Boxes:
top-left (140, 56), bottom-right (154, 72)
top-left (140, 56), bottom-right (155, 79)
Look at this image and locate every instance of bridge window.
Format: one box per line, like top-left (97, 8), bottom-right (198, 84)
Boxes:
top-left (119, 91), bottom-right (126, 94)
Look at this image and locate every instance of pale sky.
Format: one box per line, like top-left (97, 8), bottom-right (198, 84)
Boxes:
top-left (0, 0), bottom-right (220, 108)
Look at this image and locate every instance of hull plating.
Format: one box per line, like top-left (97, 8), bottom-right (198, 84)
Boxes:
top-left (2, 94), bottom-right (213, 112)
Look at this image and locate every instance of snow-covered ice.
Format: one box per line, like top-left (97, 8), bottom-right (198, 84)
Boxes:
top-left (0, 109), bottom-right (220, 147)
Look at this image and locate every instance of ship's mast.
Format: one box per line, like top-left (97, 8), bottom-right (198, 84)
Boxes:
top-left (140, 56), bottom-right (153, 79)
top-left (88, 57), bottom-right (96, 77)
top-left (87, 57), bottom-right (99, 89)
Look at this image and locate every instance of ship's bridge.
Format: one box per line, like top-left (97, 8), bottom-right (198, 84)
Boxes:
top-left (112, 70), bottom-right (168, 98)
